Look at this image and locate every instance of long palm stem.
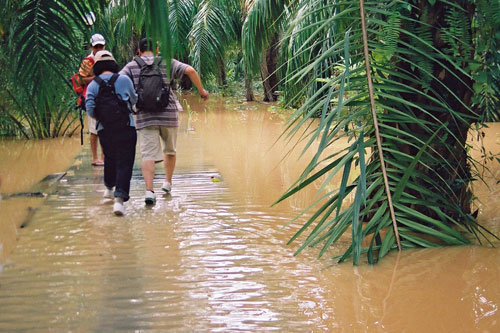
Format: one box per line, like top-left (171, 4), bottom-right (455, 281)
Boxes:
top-left (359, 0), bottom-right (401, 251)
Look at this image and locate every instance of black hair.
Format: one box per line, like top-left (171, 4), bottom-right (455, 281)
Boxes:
top-left (93, 60), bottom-right (119, 76)
top-left (139, 38), bottom-right (154, 53)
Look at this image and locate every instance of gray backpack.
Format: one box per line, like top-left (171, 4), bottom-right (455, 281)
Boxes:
top-left (134, 56), bottom-right (171, 112)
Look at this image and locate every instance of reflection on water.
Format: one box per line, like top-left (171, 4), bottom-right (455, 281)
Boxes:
top-left (469, 123), bottom-right (500, 237)
top-left (0, 136), bottom-right (82, 263)
top-left (0, 95), bottom-right (499, 331)
top-left (0, 136), bottom-right (81, 194)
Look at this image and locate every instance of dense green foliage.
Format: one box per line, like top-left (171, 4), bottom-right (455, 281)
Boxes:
top-left (274, 0), bottom-right (500, 264)
top-left (0, 0), bottom-right (93, 138)
top-left (0, 0), bottom-right (261, 137)
top-left (0, 0), bottom-right (187, 138)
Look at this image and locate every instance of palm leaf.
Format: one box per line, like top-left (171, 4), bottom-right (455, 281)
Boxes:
top-left (278, 0), bottom-right (500, 264)
top-left (188, 0), bottom-right (238, 75)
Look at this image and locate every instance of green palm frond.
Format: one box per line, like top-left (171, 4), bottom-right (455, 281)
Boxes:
top-left (472, 0), bottom-right (500, 122)
top-left (242, 0), bottom-right (288, 73)
top-left (188, 0), bottom-right (239, 75)
top-left (5, 0), bottom-right (178, 137)
top-left (277, 0), bottom-right (500, 265)
top-left (14, 0), bottom-right (96, 85)
top-left (6, 0), bottom-right (102, 138)
top-left (170, 0), bottom-right (197, 59)
top-left (143, 0), bottom-right (173, 61)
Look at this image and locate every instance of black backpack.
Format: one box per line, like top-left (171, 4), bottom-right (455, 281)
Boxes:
top-left (93, 74), bottom-right (131, 130)
top-left (134, 56), bottom-right (172, 112)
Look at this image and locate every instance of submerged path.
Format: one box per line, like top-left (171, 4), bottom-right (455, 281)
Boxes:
top-left (0, 110), bottom-right (337, 331)
top-left (1, 104), bottom-right (500, 331)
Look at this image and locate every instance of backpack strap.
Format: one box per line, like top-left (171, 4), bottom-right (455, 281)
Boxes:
top-left (108, 73), bottom-right (119, 86)
top-left (92, 76), bottom-right (104, 130)
top-left (134, 56), bottom-right (147, 68)
top-left (154, 56), bottom-right (162, 67)
top-left (94, 76), bottom-right (104, 86)
top-left (93, 74), bottom-right (119, 88)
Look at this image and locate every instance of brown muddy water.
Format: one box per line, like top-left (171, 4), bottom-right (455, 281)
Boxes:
top-left (0, 95), bottom-right (499, 331)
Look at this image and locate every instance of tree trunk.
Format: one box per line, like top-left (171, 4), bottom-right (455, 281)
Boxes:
top-left (260, 60), bottom-right (274, 102)
top-left (245, 70), bottom-right (254, 102)
top-left (260, 33), bottom-right (280, 102)
top-left (395, 2), bottom-right (476, 218)
top-left (128, 32), bottom-right (139, 60)
top-left (216, 56), bottom-right (227, 87)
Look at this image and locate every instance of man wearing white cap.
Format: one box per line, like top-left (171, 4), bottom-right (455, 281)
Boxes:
top-left (78, 33), bottom-right (106, 166)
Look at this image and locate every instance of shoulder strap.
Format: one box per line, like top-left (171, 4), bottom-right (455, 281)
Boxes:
top-left (134, 56), bottom-right (147, 68)
top-left (154, 57), bottom-right (169, 87)
top-left (154, 56), bottom-right (162, 67)
top-left (108, 73), bottom-right (119, 86)
top-left (94, 76), bottom-right (104, 86)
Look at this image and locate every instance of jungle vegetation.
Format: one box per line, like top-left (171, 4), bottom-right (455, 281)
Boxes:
top-left (1, 0), bottom-right (500, 264)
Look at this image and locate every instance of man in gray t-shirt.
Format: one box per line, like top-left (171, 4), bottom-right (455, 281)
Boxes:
top-left (120, 38), bottom-right (209, 205)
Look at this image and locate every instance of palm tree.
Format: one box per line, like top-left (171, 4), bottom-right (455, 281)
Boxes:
top-left (242, 0), bottom-right (288, 101)
top-left (188, 0), bottom-right (239, 81)
top-left (2, 0), bottom-right (176, 138)
top-left (1, 0), bottom-right (98, 138)
top-left (188, 0), bottom-right (286, 101)
top-left (274, 0), bottom-right (500, 264)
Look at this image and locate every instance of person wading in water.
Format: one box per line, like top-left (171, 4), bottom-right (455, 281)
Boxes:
top-left (120, 38), bottom-right (209, 205)
top-left (85, 51), bottom-right (138, 216)
top-left (75, 33), bottom-right (108, 166)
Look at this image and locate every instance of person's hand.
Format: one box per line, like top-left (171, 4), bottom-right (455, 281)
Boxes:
top-left (200, 89), bottom-right (209, 100)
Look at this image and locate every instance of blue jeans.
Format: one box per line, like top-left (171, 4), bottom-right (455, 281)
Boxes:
top-left (98, 126), bottom-right (137, 201)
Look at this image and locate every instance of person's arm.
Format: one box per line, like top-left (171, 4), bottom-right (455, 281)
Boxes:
top-left (85, 81), bottom-right (98, 118)
top-left (119, 63), bottom-right (132, 79)
top-left (116, 74), bottom-right (138, 109)
top-left (184, 66), bottom-right (209, 100)
top-left (124, 75), bottom-right (138, 105)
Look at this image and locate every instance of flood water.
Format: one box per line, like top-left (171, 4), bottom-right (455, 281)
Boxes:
top-left (0, 95), bottom-right (499, 331)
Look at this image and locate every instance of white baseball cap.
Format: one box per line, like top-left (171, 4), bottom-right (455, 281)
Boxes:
top-left (93, 50), bottom-right (116, 63)
top-left (90, 33), bottom-right (106, 46)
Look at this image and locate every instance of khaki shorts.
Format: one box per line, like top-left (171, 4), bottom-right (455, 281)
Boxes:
top-left (87, 115), bottom-right (98, 135)
top-left (138, 126), bottom-right (178, 162)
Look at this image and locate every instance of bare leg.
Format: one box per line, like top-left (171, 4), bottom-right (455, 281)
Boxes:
top-left (142, 160), bottom-right (156, 191)
top-left (100, 146), bottom-right (104, 161)
top-left (90, 133), bottom-right (99, 162)
top-left (164, 154), bottom-right (176, 183)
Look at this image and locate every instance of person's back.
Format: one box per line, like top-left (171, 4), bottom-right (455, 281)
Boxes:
top-left (120, 38), bottom-right (209, 205)
top-left (86, 51), bottom-right (138, 216)
top-left (121, 54), bottom-right (187, 129)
